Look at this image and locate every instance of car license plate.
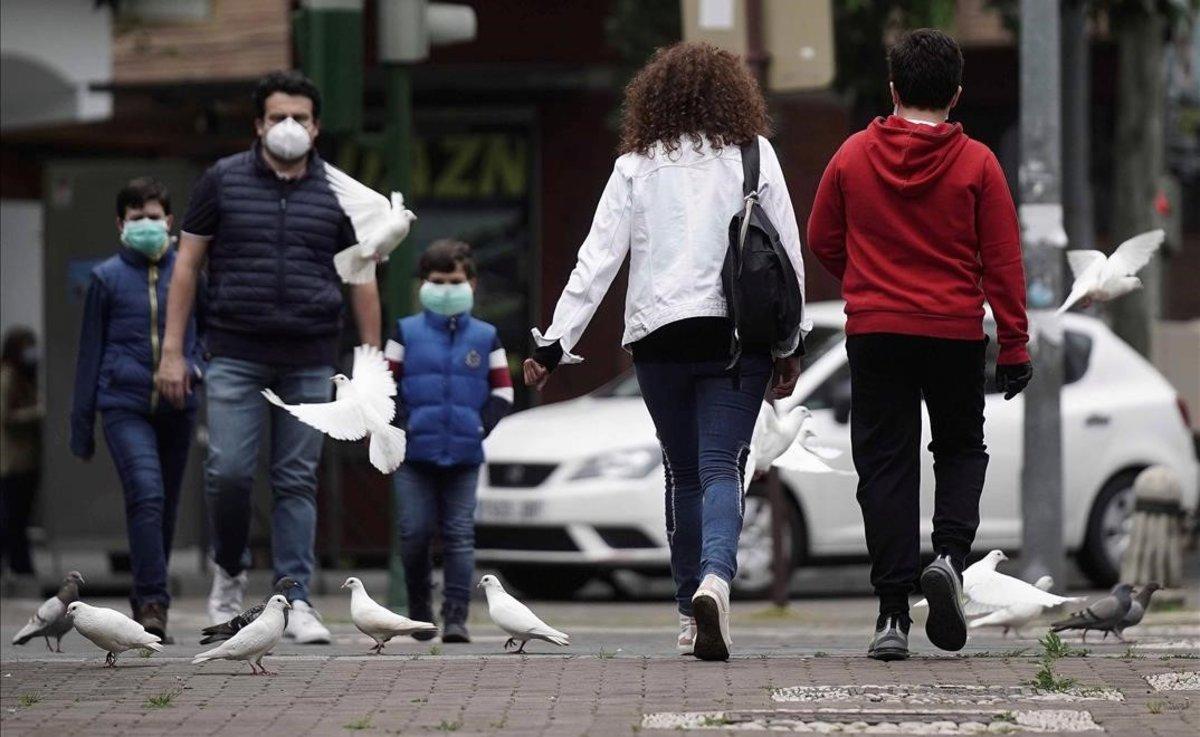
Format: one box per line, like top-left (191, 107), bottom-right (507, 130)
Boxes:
top-left (476, 499), bottom-right (543, 522)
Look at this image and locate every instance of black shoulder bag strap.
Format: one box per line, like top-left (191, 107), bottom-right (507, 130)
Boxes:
top-left (727, 139), bottom-right (762, 379)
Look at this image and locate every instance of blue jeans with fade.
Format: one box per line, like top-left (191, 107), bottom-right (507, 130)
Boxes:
top-left (101, 408), bottom-right (195, 608)
top-left (203, 357), bottom-right (332, 603)
top-left (393, 461), bottom-right (480, 619)
top-left (634, 355), bottom-right (771, 615)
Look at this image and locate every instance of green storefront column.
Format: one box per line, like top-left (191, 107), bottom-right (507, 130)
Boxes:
top-left (293, 1), bottom-right (363, 135)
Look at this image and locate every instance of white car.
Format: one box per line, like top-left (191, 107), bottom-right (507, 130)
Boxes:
top-left (478, 302), bottom-right (1198, 598)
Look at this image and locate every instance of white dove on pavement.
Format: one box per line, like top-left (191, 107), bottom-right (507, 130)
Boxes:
top-left (263, 344), bottom-right (406, 473)
top-left (342, 577), bottom-right (437, 653)
top-left (13, 571), bottom-right (83, 652)
top-left (743, 402), bottom-right (811, 490)
top-left (66, 601), bottom-right (162, 667)
top-left (192, 594), bottom-right (290, 675)
top-left (968, 574), bottom-right (1061, 638)
top-left (1056, 229), bottom-right (1164, 315)
top-left (326, 163), bottom-right (416, 285)
top-left (914, 551), bottom-right (1084, 615)
top-left (478, 575), bottom-right (570, 653)
top-left (773, 428), bottom-right (853, 476)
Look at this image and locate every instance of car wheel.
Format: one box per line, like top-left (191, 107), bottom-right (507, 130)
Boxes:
top-left (495, 565), bottom-right (594, 600)
top-left (1078, 469), bottom-right (1140, 587)
top-left (733, 480), bottom-right (806, 598)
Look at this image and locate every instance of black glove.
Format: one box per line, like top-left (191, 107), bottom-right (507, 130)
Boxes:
top-left (995, 362), bottom-right (1033, 400)
top-left (532, 340), bottom-right (564, 373)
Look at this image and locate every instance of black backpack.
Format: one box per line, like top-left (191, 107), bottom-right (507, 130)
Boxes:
top-left (722, 139), bottom-right (805, 366)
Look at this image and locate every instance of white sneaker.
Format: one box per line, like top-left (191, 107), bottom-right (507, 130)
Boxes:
top-left (207, 567), bottom-right (248, 624)
top-left (677, 614), bottom-right (697, 654)
top-left (285, 599), bottom-right (332, 644)
top-left (691, 574), bottom-right (731, 661)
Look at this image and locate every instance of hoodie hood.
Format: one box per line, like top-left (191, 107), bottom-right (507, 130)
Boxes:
top-left (865, 115), bottom-right (969, 197)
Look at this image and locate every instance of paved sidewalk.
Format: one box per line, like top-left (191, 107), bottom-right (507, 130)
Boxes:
top-left (2, 597), bottom-right (1197, 736)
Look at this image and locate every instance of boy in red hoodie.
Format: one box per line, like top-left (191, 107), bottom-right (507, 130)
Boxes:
top-left (808, 29), bottom-right (1032, 661)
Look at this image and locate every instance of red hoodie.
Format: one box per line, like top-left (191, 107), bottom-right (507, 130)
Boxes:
top-left (807, 116), bottom-right (1030, 365)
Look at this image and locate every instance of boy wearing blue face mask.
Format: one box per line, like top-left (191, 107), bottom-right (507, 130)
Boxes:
top-left (70, 177), bottom-right (206, 642)
top-left (384, 239), bottom-right (513, 643)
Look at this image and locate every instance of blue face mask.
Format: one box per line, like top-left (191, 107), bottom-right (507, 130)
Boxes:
top-left (419, 281), bottom-right (474, 316)
top-left (121, 218), bottom-right (169, 259)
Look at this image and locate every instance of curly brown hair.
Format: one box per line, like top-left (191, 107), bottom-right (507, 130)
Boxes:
top-left (618, 42), bottom-right (770, 157)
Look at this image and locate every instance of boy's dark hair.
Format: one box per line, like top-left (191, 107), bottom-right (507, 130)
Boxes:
top-left (253, 70), bottom-right (322, 119)
top-left (116, 177), bottom-right (171, 218)
top-left (418, 240), bottom-right (476, 279)
top-left (887, 29), bottom-right (963, 110)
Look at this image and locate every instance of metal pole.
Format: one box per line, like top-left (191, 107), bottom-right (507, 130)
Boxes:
top-left (1061, 0), bottom-right (1094, 255)
top-left (384, 63), bottom-right (415, 611)
top-left (1018, 0), bottom-right (1067, 586)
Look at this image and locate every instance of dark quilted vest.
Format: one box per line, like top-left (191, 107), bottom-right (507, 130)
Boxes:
top-left (204, 145), bottom-right (347, 343)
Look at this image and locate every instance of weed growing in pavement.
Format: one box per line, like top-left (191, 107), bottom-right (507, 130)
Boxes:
top-left (1039, 632), bottom-right (1086, 658)
top-left (139, 648), bottom-right (154, 658)
top-left (1029, 661), bottom-right (1077, 692)
top-left (700, 715), bottom-right (733, 727)
top-left (1121, 646), bottom-right (1145, 660)
top-left (812, 651), bottom-right (829, 658)
top-left (434, 720), bottom-right (461, 731)
top-left (17, 693), bottom-right (40, 707)
top-left (344, 716), bottom-right (372, 730)
top-left (993, 711), bottom-right (1018, 723)
top-left (428, 645), bottom-right (442, 656)
top-left (410, 697), bottom-right (427, 703)
top-left (596, 648), bottom-right (618, 659)
top-left (145, 689), bottom-right (181, 708)
top-left (1147, 700), bottom-right (1165, 714)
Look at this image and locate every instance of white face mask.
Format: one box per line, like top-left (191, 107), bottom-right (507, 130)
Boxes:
top-left (263, 117), bottom-right (313, 162)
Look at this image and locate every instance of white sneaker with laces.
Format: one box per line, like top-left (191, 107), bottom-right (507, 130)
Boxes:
top-left (207, 567), bottom-right (248, 624)
top-left (677, 614), bottom-right (697, 654)
top-left (285, 599), bottom-right (332, 644)
top-left (690, 574), bottom-right (731, 661)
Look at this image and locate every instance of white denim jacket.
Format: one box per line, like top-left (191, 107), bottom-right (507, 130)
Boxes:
top-left (534, 135), bottom-right (810, 363)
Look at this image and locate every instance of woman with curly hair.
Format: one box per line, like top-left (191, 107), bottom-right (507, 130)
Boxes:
top-left (524, 42), bottom-right (809, 661)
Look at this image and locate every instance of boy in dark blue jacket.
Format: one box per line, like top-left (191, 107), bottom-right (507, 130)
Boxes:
top-left (70, 178), bottom-right (205, 642)
top-left (385, 240), bottom-right (513, 643)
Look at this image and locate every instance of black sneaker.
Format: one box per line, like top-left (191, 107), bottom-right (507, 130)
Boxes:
top-left (410, 601), bottom-right (437, 642)
top-left (920, 554), bottom-right (967, 651)
top-left (441, 601), bottom-right (471, 643)
top-left (868, 612), bottom-right (910, 661)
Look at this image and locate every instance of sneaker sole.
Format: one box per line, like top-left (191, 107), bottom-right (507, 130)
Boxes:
top-left (921, 565), bottom-right (967, 652)
top-left (691, 594), bottom-right (729, 662)
top-left (868, 646), bottom-right (909, 662)
top-left (441, 634), bottom-right (470, 644)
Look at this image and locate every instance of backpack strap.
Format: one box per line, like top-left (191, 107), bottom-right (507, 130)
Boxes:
top-left (741, 138), bottom-right (760, 198)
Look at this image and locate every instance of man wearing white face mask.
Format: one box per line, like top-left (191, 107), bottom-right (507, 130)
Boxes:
top-left (383, 240), bottom-right (513, 643)
top-left (156, 71), bottom-right (383, 644)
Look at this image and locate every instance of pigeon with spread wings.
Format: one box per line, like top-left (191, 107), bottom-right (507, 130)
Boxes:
top-left (1056, 229), bottom-right (1164, 315)
top-left (262, 344), bottom-right (406, 473)
top-left (326, 163), bottom-right (416, 285)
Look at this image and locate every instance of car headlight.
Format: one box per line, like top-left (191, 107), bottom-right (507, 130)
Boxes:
top-left (570, 446), bottom-right (661, 481)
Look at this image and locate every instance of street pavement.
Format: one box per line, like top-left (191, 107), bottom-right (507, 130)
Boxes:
top-left (1, 591), bottom-right (1197, 736)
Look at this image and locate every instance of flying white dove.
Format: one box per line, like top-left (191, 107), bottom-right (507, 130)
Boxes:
top-left (192, 594), bottom-right (290, 675)
top-left (968, 574), bottom-right (1059, 638)
top-left (914, 551), bottom-right (1084, 616)
top-left (478, 575), bottom-right (570, 653)
top-left (1056, 229), bottom-right (1164, 315)
top-left (773, 428), bottom-right (853, 476)
top-left (744, 402), bottom-right (811, 490)
top-left (12, 571), bottom-right (83, 652)
top-left (263, 344), bottom-right (406, 473)
top-left (326, 164), bottom-right (416, 285)
top-left (66, 602), bottom-right (162, 667)
top-left (342, 577), bottom-right (437, 653)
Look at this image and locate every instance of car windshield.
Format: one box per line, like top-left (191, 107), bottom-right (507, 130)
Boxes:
top-left (593, 326), bottom-right (845, 399)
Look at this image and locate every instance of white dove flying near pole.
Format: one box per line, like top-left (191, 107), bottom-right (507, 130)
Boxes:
top-left (263, 344), bottom-right (406, 473)
top-left (326, 163), bottom-right (416, 285)
top-left (1056, 229), bottom-right (1164, 315)
top-left (914, 551), bottom-right (1084, 616)
top-left (478, 575), bottom-right (570, 653)
top-left (744, 402), bottom-right (811, 491)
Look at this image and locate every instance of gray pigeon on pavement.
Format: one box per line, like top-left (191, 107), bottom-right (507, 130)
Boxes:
top-left (1051, 583), bottom-right (1134, 642)
top-left (12, 571), bottom-right (84, 652)
top-left (199, 576), bottom-right (299, 644)
top-left (1116, 582), bottom-right (1161, 639)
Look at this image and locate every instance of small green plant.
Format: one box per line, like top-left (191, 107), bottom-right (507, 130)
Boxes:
top-left (1147, 700), bottom-right (1166, 714)
top-left (434, 720), bottom-right (461, 732)
top-left (1029, 660), bottom-right (1077, 692)
top-left (344, 716), bottom-right (372, 730)
top-left (1122, 646), bottom-right (1144, 660)
top-left (139, 648), bottom-right (155, 658)
top-left (597, 648), bottom-right (619, 659)
top-left (1039, 632), bottom-right (1072, 659)
top-left (17, 693), bottom-right (40, 707)
top-left (410, 697), bottom-right (428, 703)
top-left (812, 651), bottom-right (829, 658)
top-left (993, 711), bottom-right (1018, 724)
top-left (145, 688), bottom-right (180, 708)
top-left (700, 715), bottom-right (732, 727)
top-left (428, 645), bottom-right (442, 656)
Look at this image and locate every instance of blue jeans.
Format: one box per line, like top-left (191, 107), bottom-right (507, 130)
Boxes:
top-left (101, 408), bottom-right (195, 607)
top-left (393, 461), bottom-right (480, 618)
top-left (204, 357), bottom-right (331, 602)
top-left (635, 356), bottom-right (771, 615)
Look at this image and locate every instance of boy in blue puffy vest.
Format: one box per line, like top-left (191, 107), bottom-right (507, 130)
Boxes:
top-left (70, 178), bottom-right (206, 643)
top-left (385, 240), bottom-right (513, 643)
